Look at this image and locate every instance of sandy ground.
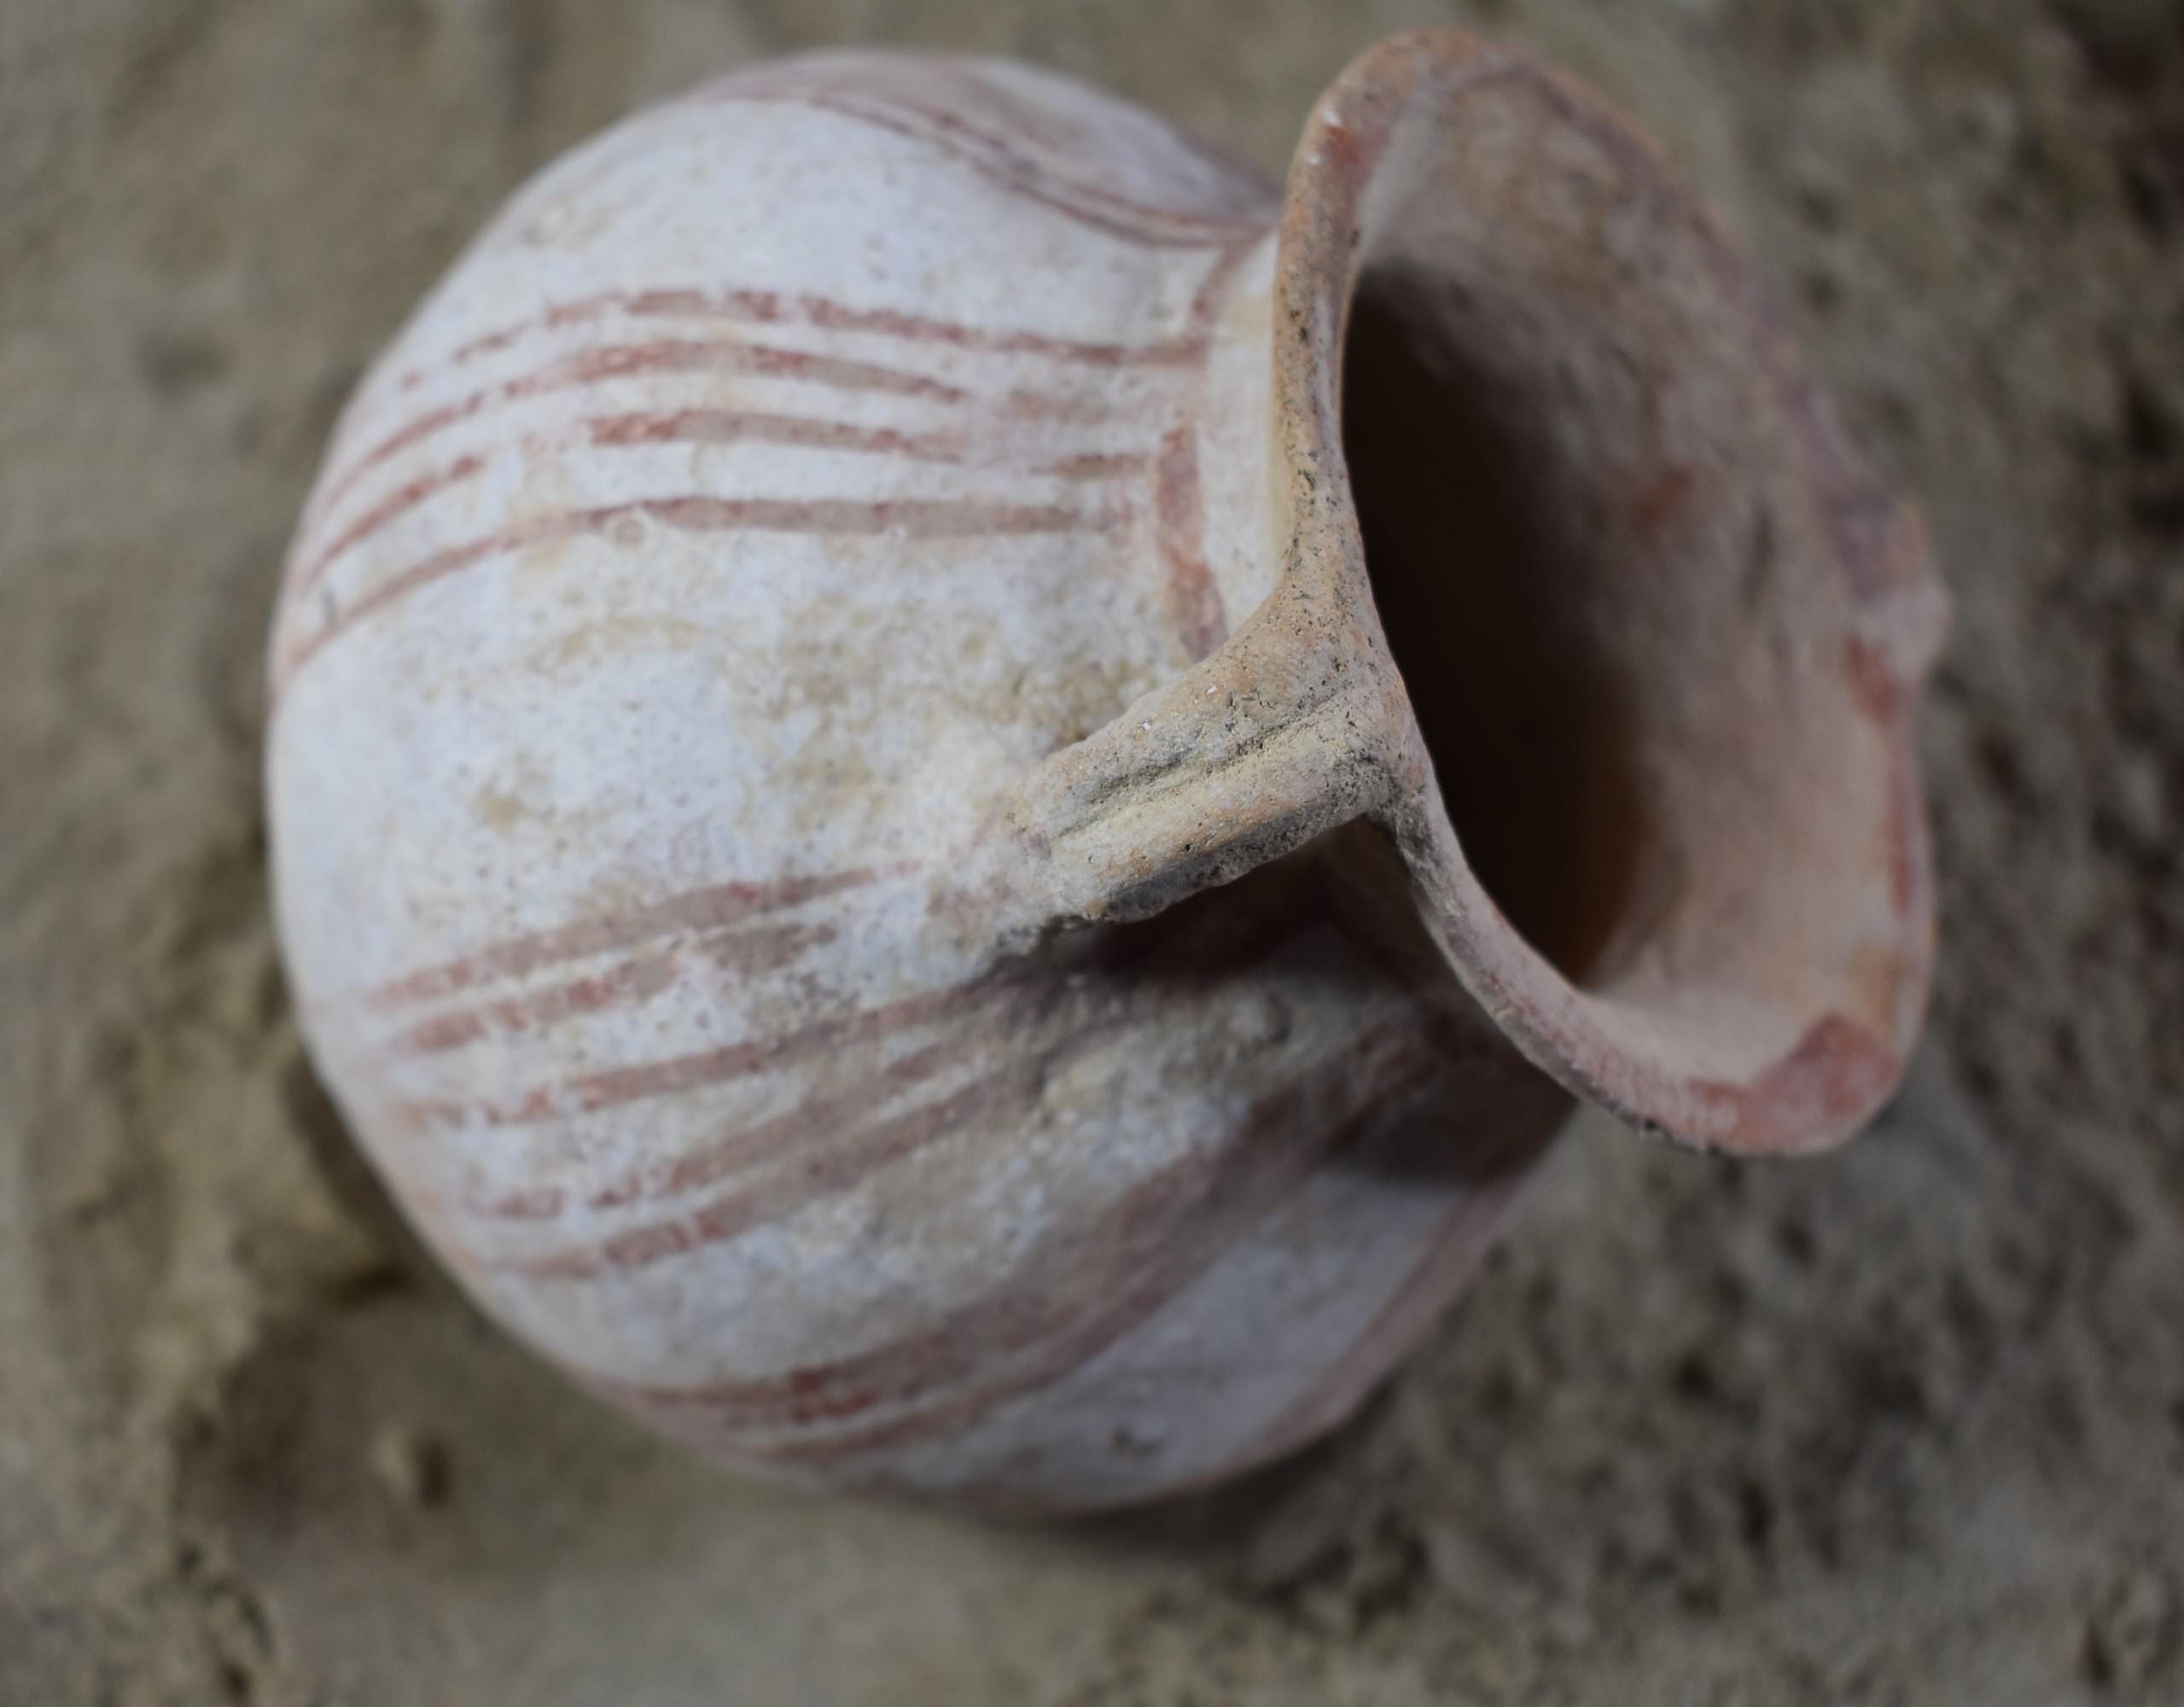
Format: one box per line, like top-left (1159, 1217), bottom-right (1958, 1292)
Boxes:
top-left (4, 0), bottom-right (2182, 1701)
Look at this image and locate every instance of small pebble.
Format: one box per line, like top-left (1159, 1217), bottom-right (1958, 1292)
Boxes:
top-left (2084, 1565), bottom-right (2177, 1689)
top-left (369, 1422), bottom-right (453, 1512)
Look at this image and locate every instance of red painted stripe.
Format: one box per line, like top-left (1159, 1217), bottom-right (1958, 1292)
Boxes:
top-left (1689, 1012), bottom-right (1900, 1155)
top-left (310, 336), bottom-right (970, 533)
top-left (798, 295), bottom-right (1202, 364)
top-left (396, 952), bottom-right (681, 1058)
top-left (923, 58), bottom-right (1279, 222)
top-left (457, 854), bottom-right (1330, 1220)
top-left (276, 490), bottom-right (1124, 694)
top-left (514, 1040), bottom-right (1080, 1282)
top-left (1842, 635), bottom-right (1902, 726)
top-left (286, 452), bottom-right (487, 603)
top-left (288, 410), bottom-right (1154, 615)
top-left (861, 86), bottom-right (1265, 232)
top-left (627, 1027), bottom-right (1442, 1458)
top-left (993, 388), bottom-right (1117, 426)
top-left (761, 1063), bottom-right (1441, 1465)
top-left (705, 83), bottom-right (1256, 250)
top-left (392, 972), bottom-right (1019, 1135)
top-left (276, 507), bottom-right (587, 690)
top-left (391, 920), bottom-right (835, 1058)
top-left (403, 834), bottom-right (1337, 1145)
top-left (400, 287), bottom-right (1209, 393)
top-left (478, 877), bottom-right (1331, 1244)
top-left (588, 407), bottom-right (1144, 466)
top-left (1147, 238), bottom-right (1257, 662)
top-left (467, 1027), bottom-right (989, 1222)
top-left (581, 407), bottom-right (964, 458)
top-left (480, 1186), bottom-right (566, 1221)
top-left (1039, 450), bottom-right (1151, 480)
top-left (1184, 235), bottom-right (1256, 341)
top-left (625, 1043), bottom-right (1395, 1421)
top-left (471, 981), bottom-right (1035, 1220)
top-left (365, 868), bottom-right (886, 1011)
top-left (1154, 422), bottom-right (1225, 663)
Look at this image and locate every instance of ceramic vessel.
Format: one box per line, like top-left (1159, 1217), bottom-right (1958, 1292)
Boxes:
top-left (266, 32), bottom-right (1945, 1511)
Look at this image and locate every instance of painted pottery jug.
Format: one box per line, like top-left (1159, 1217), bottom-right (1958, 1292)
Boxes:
top-left (267, 32), bottom-right (1945, 1511)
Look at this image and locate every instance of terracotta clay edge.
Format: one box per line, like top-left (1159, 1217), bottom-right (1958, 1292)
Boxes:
top-left (1265, 30), bottom-right (1946, 1157)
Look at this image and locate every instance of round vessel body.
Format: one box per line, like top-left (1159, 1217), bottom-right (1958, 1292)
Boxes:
top-left (269, 38), bottom-right (1942, 1510)
top-left (270, 51), bottom-right (1557, 1509)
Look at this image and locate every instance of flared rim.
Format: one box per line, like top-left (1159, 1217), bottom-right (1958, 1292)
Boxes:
top-left (1266, 30), bottom-right (1948, 1156)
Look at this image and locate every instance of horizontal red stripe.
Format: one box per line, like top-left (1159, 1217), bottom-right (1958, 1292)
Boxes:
top-left (648, 1040), bottom-right (1419, 1418)
top-left (276, 489), bottom-right (1125, 693)
top-left (581, 407), bottom-right (963, 457)
top-left (514, 1040), bottom-right (1078, 1282)
top-left (393, 971), bottom-right (1021, 1135)
top-left (404, 286), bottom-right (1209, 391)
top-left (396, 951), bottom-right (680, 1057)
top-left (1040, 450), bottom-right (1152, 480)
top-left (364, 868), bottom-right (885, 1011)
top-left (454, 851), bottom-right (1332, 1221)
top-left (285, 453), bottom-right (487, 603)
top-left (623, 1027), bottom-right (1441, 1458)
top-left (309, 336), bottom-right (970, 533)
top-left (391, 920), bottom-right (834, 1058)
top-left (471, 984), bottom-right (1036, 1220)
top-left (287, 409), bottom-right (1156, 614)
top-left (475, 878), bottom-right (1329, 1242)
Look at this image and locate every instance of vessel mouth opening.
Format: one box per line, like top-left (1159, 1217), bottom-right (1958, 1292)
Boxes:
top-left (1318, 57), bottom-right (1924, 1106)
top-left (1342, 272), bottom-right (1646, 987)
top-left (1265, 36), bottom-right (1938, 1147)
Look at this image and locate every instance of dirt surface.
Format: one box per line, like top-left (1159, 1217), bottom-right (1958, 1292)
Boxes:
top-left (4, 1), bottom-right (2182, 1702)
